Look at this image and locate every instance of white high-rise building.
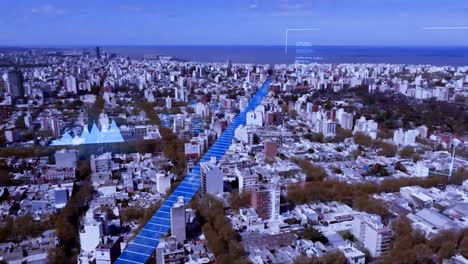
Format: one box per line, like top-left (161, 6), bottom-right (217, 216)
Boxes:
top-left (314, 119), bottom-right (337, 137)
top-left (417, 125), bottom-right (428, 139)
top-left (393, 128), bottom-right (418, 146)
top-left (246, 110), bottom-right (263, 126)
top-left (403, 129), bottom-right (418, 146)
top-left (337, 111), bottom-right (354, 130)
top-left (174, 86), bottom-right (186, 102)
top-left (353, 116), bottom-right (378, 139)
top-left (200, 157), bottom-right (224, 196)
top-left (195, 102), bottom-right (210, 117)
top-left (165, 96), bottom-right (172, 109)
top-left (171, 196), bottom-right (186, 242)
top-left (65, 76), bottom-right (77, 94)
top-left (173, 114), bottom-right (185, 133)
top-left (393, 128), bottom-right (405, 146)
top-left (99, 112), bottom-right (110, 131)
top-left (351, 214), bottom-right (392, 257)
top-left (156, 173), bottom-right (171, 195)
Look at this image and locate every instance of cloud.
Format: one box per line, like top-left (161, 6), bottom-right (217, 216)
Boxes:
top-left (246, 0), bottom-right (316, 18)
top-left (118, 4), bottom-right (178, 18)
top-left (31, 4), bottom-right (65, 16)
top-left (249, 4), bottom-right (258, 9)
top-left (276, 0), bottom-right (312, 14)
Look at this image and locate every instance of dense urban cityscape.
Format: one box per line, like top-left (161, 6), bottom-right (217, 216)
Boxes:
top-left (0, 45), bottom-right (466, 264)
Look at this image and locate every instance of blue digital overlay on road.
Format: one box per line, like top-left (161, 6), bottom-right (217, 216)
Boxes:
top-left (115, 79), bottom-right (271, 264)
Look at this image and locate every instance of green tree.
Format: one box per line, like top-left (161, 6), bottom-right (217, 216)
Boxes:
top-left (229, 190), bottom-right (251, 212)
top-left (302, 227), bottom-right (328, 244)
top-left (399, 146), bottom-right (415, 159)
top-left (291, 158), bottom-right (327, 182)
top-left (342, 231), bottom-right (356, 242)
top-left (376, 142), bottom-right (397, 157)
top-left (353, 132), bottom-right (373, 147)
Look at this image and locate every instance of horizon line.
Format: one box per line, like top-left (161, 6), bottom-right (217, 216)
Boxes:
top-left (2, 44), bottom-right (468, 48)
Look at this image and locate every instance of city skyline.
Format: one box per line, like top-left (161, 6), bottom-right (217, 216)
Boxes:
top-left (1, 0), bottom-right (468, 46)
top-left (0, 2), bottom-right (467, 264)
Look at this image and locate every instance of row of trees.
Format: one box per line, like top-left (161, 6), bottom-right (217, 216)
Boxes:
top-left (48, 183), bottom-right (94, 263)
top-left (138, 101), bottom-right (161, 126)
top-left (0, 145), bottom-right (56, 158)
top-left (191, 195), bottom-right (249, 264)
top-left (229, 190), bottom-right (251, 212)
top-left (286, 175), bottom-right (452, 220)
top-left (87, 95), bottom-right (105, 122)
top-left (323, 84), bottom-right (467, 134)
top-left (160, 127), bottom-right (187, 178)
top-left (353, 132), bottom-right (398, 157)
top-left (293, 251), bottom-right (347, 264)
top-left (382, 217), bottom-right (468, 263)
top-left (0, 214), bottom-right (54, 243)
top-left (291, 157), bottom-right (327, 182)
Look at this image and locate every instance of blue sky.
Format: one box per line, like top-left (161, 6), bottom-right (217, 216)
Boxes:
top-left (1, 0), bottom-right (467, 46)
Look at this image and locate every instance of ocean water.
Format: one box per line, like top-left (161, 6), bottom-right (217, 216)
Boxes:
top-left (102, 45), bottom-right (468, 66)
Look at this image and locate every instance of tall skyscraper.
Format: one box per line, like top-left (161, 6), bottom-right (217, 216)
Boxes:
top-left (200, 157), bottom-right (224, 196)
top-left (96, 46), bottom-right (102, 59)
top-left (227, 59), bottom-right (232, 76)
top-left (170, 196), bottom-right (186, 242)
top-left (7, 68), bottom-right (25, 100)
top-left (251, 184), bottom-right (280, 221)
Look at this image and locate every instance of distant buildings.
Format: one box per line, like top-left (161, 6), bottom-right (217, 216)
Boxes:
top-left (165, 96), bottom-right (172, 109)
top-left (194, 102), bottom-right (210, 117)
top-left (96, 46), bottom-right (101, 59)
top-left (65, 76), bottom-right (77, 94)
top-left (336, 108), bottom-right (354, 130)
top-left (246, 110), bottom-right (264, 126)
top-left (7, 68), bottom-right (25, 100)
top-left (393, 128), bottom-right (418, 146)
top-left (174, 85), bottom-right (186, 102)
top-left (353, 116), bottom-right (378, 139)
top-left (314, 119), bottom-right (337, 137)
